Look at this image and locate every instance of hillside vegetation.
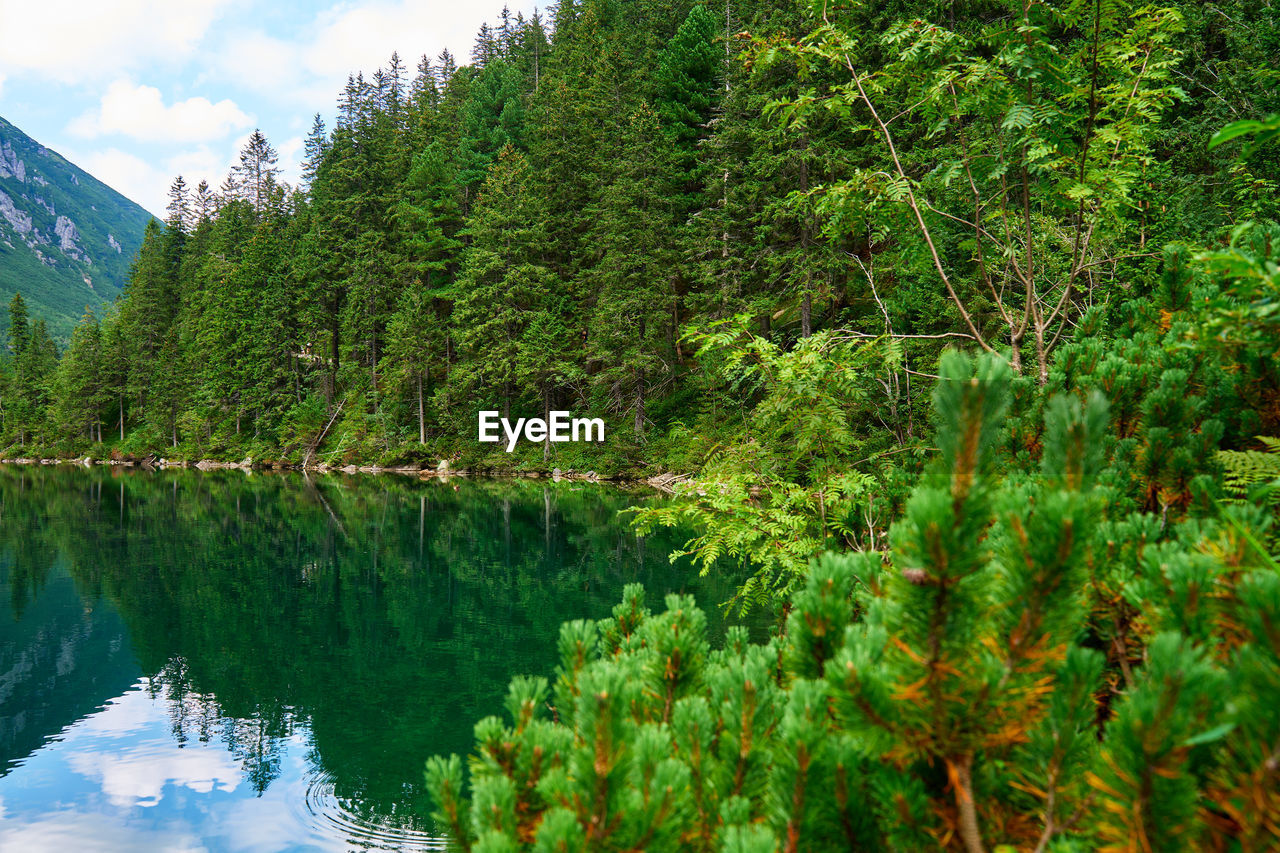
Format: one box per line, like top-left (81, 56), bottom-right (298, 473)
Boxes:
top-left (0, 0), bottom-right (1271, 475)
top-left (0, 115), bottom-right (151, 341)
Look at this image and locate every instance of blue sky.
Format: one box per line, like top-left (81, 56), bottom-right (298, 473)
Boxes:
top-left (0, 0), bottom-right (538, 217)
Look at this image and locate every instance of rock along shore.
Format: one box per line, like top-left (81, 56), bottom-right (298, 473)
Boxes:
top-left (0, 455), bottom-right (687, 491)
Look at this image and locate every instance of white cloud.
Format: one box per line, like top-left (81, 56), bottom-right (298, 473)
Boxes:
top-left (67, 742), bottom-right (242, 808)
top-left (303, 0), bottom-right (541, 81)
top-left (0, 0), bottom-right (234, 84)
top-left (0, 73), bottom-right (6, 98)
top-left (199, 31), bottom-right (317, 101)
top-left (62, 689), bottom-right (243, 808)
top-left (0, 686), bottom-right (229, 852)
top-left (73, 129), bottom-right (307, 217)
top-left (69, 80), bottom-right (253, 143)
top-left (204, 0), bottom-right (538, 105)
top-left (77, 145), bottom-right (225, 218)
top-left (0, 810), bottom-right (205, 853)
top-left (276, 135), bottom-right (305, 186)
top-left (77, 148), bottom-right (167, 216)
top-left (305, 0), bottom-right (476, 79)
top-left (7, 0), bottom-right (537, 217)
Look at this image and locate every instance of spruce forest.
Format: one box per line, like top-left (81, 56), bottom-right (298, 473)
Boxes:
top-left (5, 0), bottom-right (1280, 848)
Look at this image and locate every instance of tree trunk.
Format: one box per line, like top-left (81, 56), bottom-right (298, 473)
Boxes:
top-left (799, 136), bottom-right (812, 338)
top-left (952, 754), bottom-right (985, 853)
top-left (417, 370), bottom-right (426, 445)
top-left (634, 368), bottom-right (645, 441)
top-left (1033, 322), bottom-right (1049, 386)
top-left (672, 285), bottom-right (684, 363)
top-left (542, 386), bottom-right (551, 462)
top-left (329, 318), bottom-right (340, 403)
top-left (119, 394), bottom-right (125, 441)
top-left (443, 332), bottom-right (453, 415)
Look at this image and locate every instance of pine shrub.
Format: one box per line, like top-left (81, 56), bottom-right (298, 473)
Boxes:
top-left (428, 353), bottom-right (1280, 851)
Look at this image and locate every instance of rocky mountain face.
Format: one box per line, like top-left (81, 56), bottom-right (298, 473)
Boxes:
top-left (0, 115), bottom-right (153, 341)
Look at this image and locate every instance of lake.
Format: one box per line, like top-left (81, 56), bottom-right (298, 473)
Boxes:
top-left (0, 465), bottom-right (755, 851)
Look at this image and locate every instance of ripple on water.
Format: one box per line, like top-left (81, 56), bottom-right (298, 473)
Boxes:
top-left (301, 770), bottom-right (448, 851)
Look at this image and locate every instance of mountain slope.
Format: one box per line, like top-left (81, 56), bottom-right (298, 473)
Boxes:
top-left (0, 115), bottom-right (153, 342)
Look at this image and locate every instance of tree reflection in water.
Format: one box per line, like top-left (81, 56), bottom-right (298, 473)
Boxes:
top-left (0, 465), bottom-right (756, 836)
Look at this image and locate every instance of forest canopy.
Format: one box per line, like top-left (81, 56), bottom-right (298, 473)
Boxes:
top-left (0, 0), bottom-right (1275, 480)
top-left (3, 0), bottom-right (1279, 848)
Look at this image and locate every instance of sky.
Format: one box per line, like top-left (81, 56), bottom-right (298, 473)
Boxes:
top-left (0, 0), bottom-right (539, 218)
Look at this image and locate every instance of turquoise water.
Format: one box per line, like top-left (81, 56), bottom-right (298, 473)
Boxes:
top-left (0, 466), bottom-right (753, 851)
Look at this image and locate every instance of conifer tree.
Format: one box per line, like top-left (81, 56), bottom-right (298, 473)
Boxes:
top-left (385, 50), bottom-right (405, 113)
top-left (587, 106), bottom-right (678, 439)
top-left (455, 59), bottom-right (526, 211)
top-left (300, 114), bottom-right (329, 188)
top-left (7, 292), bottom-right (29, 357)
top-left (514, 11), bottom-right (548, 92)
top-left (233, 130), bottom-right (282, 215)
top-left (381, 142), bottom-right (464, 445)
top-left (472, 22), bottom-right (499, 67)
top-left (654, 4), bottom-right (720, 189)
top-left (426, 353), bottom-right (1121, 851)
top-left (100, 311), bottom-right (129, 441)
top-left (382, 282), bottom-right (443, 446)
top-left (435, 48), bottom-right (457, 85)
top-left (193, 179), bottom-right (215, 225)
top-left (166, 175), bottom-right (191, 235)
top-left (51, 307), bottom-right (105, 443)
top-left (7, 314), bottom-right (57, 445)
top-left (217, 174), bottom-right (238, 210)
top-left (116, 219), bottom-right (182, 432)
top-left (408, 55), bottom-right (440, 134)
top-left (4, 293), bottom-right (33, 444)
top-left (452, 147), bottom-right (562, 418)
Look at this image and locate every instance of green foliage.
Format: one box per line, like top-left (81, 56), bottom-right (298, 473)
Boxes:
top-left (1, 291), bottom-right (58, 445)
top-left (1219, 437), bottom-right (1280, 505)
top-left (1209, 113), bottom-right (1280, 157)
top-left (452, 146), bottom-right (567, 416)
top-left (6, 1), bottom-right (1280, 843)
top-left (758, 0), bottom-right (1190, 381)
top-left (1197, 221), bottom-right (1280, 365)
top-left (586, 104), bottom-right (679, 441)
top-left (632, 317), bottom-right (905, 611)
top-left (12, 0), bottom-right (1277, 476)
top-left (434, 351), bottom-right (1280, 851)
top-left (48, 306), bottom-right (107, 443)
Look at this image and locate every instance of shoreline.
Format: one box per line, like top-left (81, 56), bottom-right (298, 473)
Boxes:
top-left (0, 455), bottom-right (691, 492)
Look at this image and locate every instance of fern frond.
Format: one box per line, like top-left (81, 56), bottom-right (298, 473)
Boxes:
top-left (1218, 437), bottom-right (1280, 501)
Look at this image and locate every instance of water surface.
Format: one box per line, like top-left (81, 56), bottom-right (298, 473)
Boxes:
top-left (0, 465), bottom-right (752, 851)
